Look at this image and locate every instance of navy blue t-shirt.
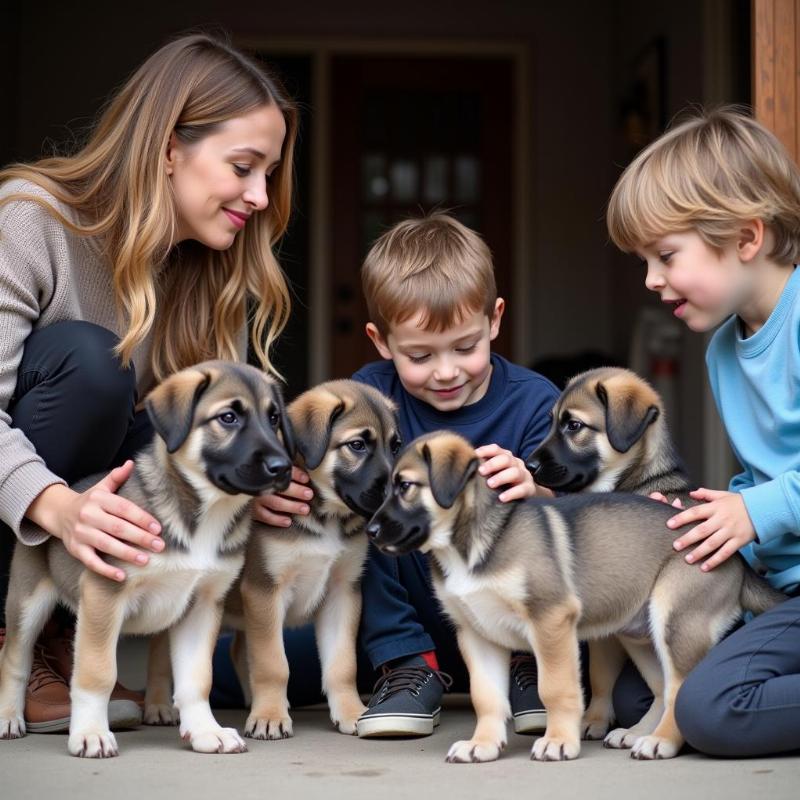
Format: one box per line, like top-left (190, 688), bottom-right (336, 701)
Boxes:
top-left (352, 353), bottom-right (559, 461)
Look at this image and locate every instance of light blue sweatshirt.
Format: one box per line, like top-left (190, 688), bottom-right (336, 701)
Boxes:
top-left (706, 265), bottom-right (800, 594)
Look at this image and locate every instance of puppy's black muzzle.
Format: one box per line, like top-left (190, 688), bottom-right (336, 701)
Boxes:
top-left (366, 499), bottom-right (429, 555)
top-left (526, 444), bottom-right (596, 492)
top-left (208, 428), bottom-right (293, 496)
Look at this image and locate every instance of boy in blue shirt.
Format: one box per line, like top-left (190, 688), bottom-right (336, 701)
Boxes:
top-left (606, 106), bottom-right (800, 756)
top-left (351, 213), bottom-right (559, 737)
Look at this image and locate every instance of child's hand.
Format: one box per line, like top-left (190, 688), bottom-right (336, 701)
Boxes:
top-left (648, 492), bottom-right (684, 509)
top-left (252, 466), bottom-right (313, 527)
top-left (665, 488), bottom-right (756, 571)
top-left (474, 444), bottom-right (554, 502)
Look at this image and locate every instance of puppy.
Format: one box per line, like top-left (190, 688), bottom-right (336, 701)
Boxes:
top-left (223, 380), bottom-right (399, 738)
top-left (366, 431), bottom-right (784, 762)
top-left (527, 367), bottom-right (695, 744)
top-left (0, 361), bottom-right (292, 757)
top-left (527, 367), bottom-right (691, 498)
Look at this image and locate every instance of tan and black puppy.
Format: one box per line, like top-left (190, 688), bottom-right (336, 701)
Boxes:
top-left (527, 367), bottom-right (690, 498)
top-left (527, 367), bottom-right (695, 745)
top-left (0, 361), bottom-right (292, 758)
top-left (366, 431), bottom-right (783, 763)
top-left (224, 379), bottom-right (399, 739)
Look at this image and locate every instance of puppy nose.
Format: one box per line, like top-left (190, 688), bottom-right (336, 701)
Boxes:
top-left (366, 521), bottom-right (381, 540)
top-left (525, 457), bottom-right (541, 476)
top-left (264, 455), bottom-right (291, 480)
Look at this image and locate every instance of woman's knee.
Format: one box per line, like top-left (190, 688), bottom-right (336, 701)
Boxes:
top-left (26, 321), bottom-right (136, 407)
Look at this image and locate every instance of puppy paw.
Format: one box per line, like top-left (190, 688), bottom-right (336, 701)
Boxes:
top-left (183, 726), bottom-right (247, 754)
top-left (330, 699), bottom-right (367, 736)
top-left (446, 738), bottom-right (505, 763)
top-left (244, 714), bottom-right (293, 740)
top-left (68, 729), bottom-right (119, 758)
top-left (630, 735), bottom-right (680, 760)
top-left (143, 703), bottom-right (179, 726)
top-left (0, 714), bottom-right (25, 739)
top-left (530, 735), bottom-right (581, 761)
top-left (603, 727), bottom-right (639, 749)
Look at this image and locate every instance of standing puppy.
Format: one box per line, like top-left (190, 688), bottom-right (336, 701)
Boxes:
top-left (224, 380), bottom-right (399, 738)
top-left (0, 361), bottom-right (292, 757)
top-left (526, 367), bottom-right (695, 746)
top-left (366, 431), bottom-right (783, 762)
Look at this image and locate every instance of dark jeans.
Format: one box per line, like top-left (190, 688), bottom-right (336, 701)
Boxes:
top-left (613, 596), bottom-right (800, 757)
top-left (358, 544), bottom-right (470, 687)
top-left (0, 320), bottom-right (153, 626)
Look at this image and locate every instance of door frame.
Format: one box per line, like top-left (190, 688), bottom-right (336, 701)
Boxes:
top-left (238, 36), bottom-right (531, 384)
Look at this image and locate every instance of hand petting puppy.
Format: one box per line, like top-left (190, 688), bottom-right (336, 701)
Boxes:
top-left (656, 488), bottom-right (757, 571)
top-left (475, 443), bottom-right (554, 503)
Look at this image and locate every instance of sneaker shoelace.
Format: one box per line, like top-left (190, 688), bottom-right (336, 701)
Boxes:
top-left (510, 655), bottom-right (538, 690)
top-left (28, 644), bottom-right (69, 692)
top-left (371, 664), bottom-right (453, 704)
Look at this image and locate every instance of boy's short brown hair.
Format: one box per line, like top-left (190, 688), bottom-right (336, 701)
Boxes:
top-left (361, 212), bottom-right (497, 337)
top-left (607, 106), bottom-right (800, 263)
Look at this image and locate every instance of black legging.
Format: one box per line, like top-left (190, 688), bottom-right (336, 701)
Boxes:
top-left (0, 320), bottom-right (153, 626)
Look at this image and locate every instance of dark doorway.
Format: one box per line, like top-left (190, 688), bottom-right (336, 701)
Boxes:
top-left (329, 55), bottom-right (515, 378)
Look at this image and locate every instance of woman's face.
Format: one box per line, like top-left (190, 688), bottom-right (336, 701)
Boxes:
top-left (166, 103), bottom-right (286, 250)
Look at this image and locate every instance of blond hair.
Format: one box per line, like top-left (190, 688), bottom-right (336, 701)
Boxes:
top-left (362, 212), bottom-right (497, 336)
top-left (0, 32), bottom-right (297, 380)
top-left (607, 105), bottom-right (800, 263)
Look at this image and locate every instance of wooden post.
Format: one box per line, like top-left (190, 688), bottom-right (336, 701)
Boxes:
top-left (752, 0), bottom-right (800, 162)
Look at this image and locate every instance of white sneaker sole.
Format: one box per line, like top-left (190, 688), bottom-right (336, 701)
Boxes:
top-left (357, 709), bottom-right (440, 738)
top-left (513, 709), bottom-right (547, 734)
top-left (26, 700), bottom-right (143, 734)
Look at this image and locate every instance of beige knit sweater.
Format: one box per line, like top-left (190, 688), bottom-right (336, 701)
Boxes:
top-left (0, 179), bottom-right (162, 544)
top-left (0, 178), bottom-right (251, 547)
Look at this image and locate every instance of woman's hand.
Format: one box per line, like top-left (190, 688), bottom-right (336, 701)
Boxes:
top-left (252, 466), bottom-right (313, 527)
top-left (26, 460), bottom-right (163, 582)
top-left (475, 443), bottom-right (554, 502)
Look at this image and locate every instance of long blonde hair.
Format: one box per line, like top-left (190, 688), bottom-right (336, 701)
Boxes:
top-left (0, 32), bottom-right (297, 380)
top-left (607, 105), bottom-right (800, 263)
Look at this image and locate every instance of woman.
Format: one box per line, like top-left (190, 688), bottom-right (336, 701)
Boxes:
top-left (0, 31), bottom-right (298, 732)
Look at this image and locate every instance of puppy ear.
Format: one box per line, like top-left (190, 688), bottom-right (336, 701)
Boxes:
top-left (272, 384), bottom-right (296, 460)
top-left (289, 390), bottom-right (345, 471)
top-left (596, 380), bottom-right (659, 454)
top-left (145, 368), bottom-right (211, 453)
top-left (422, 441), bottom-right (478, 509)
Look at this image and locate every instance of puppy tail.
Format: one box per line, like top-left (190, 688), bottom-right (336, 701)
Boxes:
top-left (740, 568), bottom-right (786, 616)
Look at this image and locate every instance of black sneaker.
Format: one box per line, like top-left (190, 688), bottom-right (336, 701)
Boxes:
top-left (510, 654), bottom-right (547, 734)
top-left (356, 655), bottom-right (453, 738)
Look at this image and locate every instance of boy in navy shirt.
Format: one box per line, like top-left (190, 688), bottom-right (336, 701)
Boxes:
top-left (350, 213), bottom-right (558, 737)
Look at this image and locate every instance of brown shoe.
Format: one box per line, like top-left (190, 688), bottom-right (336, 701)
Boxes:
top-left (0, 627), bottom-right (142, 733)
top-left (44, 628), bottom-right (144, 730)
top-left (24, 643), bottom-right (73, 733)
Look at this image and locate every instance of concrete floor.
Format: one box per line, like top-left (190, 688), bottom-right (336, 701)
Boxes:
top-left (1, 705), bottom-right (798, 800)
top-left (1, 637), bottom-right (798, 800)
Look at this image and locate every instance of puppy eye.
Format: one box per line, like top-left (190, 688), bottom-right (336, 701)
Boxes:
top-left (348, 439), bottom-right (366, 452)
top-left (218, 411), bottom-right (239, 426)
top-left (390, 437), bottom-right (402, 456)
top-left (398, 481), bottom-right (413, 496)
top-left (268, 411), bottom-right (280, 428)
top-left (565, 419), bottom-right (584, 433)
